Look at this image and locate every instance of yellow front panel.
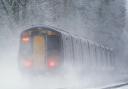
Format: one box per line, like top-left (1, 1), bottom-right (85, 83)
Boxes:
top-left (33, 35), bottom-right (45, 70)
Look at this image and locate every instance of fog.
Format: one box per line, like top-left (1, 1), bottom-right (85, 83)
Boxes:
top-left (0, 0), bottom-right (128, 89)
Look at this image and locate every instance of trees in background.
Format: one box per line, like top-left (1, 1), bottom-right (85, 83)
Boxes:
top-left (0, 0), bottom-right (28, 22)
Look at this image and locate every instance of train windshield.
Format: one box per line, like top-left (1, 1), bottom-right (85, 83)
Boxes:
top-left (47, 36), bottom-right (60, 57)
top-left (47, 36), bottom-right (59, 49)
top-left (20, 34), bottom-right (32, 58)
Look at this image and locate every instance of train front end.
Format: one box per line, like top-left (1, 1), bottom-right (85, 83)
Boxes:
top-left (18, 27), bottom-right (62, 74)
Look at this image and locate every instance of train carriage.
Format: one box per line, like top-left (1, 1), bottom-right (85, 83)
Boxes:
top-left (19, 26), bottom-right (113, 74)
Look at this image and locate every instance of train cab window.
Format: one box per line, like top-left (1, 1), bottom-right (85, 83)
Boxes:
top-left (47, 35), bottom-right (61, 56)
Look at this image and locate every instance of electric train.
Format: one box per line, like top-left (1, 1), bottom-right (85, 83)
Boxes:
top-left (18, 26), bottom-right (113, 74)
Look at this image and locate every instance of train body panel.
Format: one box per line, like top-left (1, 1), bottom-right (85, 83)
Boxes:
top-left (18, 26), bottom-right (114, 74)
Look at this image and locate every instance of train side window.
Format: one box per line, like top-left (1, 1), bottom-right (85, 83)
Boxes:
top-left (69, 36), bottom-right (74, 64)
top-left (62, 35), bottom-right (66, 59)
top-left (66, 36), bottom-right (73, 62)
top-left (72, 38), bottom-right (78, 63)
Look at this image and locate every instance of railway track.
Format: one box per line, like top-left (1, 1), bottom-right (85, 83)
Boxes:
top-left (101, 82), bottom-right (128, 89)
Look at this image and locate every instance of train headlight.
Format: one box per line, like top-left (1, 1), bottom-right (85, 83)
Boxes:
top-left (48, 59), bottom-right (58, 68)
top-left (21, 32), bottom-right (30, 44)
top-left (23, 60), bottom-right (33, 69)
top-left (22, 37), bottom-right (30, 43)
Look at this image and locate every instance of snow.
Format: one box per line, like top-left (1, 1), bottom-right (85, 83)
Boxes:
top-left (0, 0), bottom-right (128, 89)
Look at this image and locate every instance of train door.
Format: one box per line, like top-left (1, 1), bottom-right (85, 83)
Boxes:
top-left (33, 34), bottom-right (46, 71)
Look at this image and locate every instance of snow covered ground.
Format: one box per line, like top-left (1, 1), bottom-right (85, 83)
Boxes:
top-left (0, 50), bottom-right (128, 89)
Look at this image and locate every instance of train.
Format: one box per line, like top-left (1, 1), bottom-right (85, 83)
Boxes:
top-left (18, 26), bottom-right (113, 74)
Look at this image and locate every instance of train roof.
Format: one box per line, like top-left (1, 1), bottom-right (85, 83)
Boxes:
top-left (21, 26), bottom-right (61, 34)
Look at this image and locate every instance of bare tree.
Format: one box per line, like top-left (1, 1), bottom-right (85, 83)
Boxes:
top-left (0, 0), bottom-right (28, 22)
